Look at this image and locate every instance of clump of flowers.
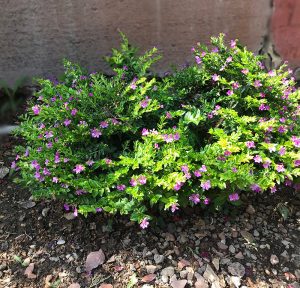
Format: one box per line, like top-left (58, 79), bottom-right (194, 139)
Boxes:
top-left (13, 34), bottom-right (300, 228)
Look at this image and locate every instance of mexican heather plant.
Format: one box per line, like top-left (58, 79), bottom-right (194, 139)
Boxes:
top-left (13, 34), bottom-right (300, 228)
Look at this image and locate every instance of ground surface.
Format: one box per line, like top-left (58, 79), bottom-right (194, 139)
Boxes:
top-left (0, 136), bottom-right (300, 288)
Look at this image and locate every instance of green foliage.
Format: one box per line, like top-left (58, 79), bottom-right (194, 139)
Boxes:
top-left (13, 34), bottom-right (300, 228)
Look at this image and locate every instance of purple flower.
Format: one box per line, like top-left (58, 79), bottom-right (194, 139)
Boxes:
top-left (268, 70), bottom-right (276, 77)
top-left (130, 78), bottom-right (138, 90)
top-left (86, 160), bottom-right (94, 166)
top-left (245, 141), bottom-right (255, 149)
top-left (45, 131), bottom-right (54, 139)
top-left (226, 56), bottom-right (233, 63)
top-left (111, 118), bottom-right (120, 125)
top-left (194, 170), bottom-right (202, 177)
top-left (74, 208), bottom-right (78, 217)
top-left (170, 203), bottom-right (179, 213)
top-left (229, 193), bottom-right (239, 201)
top-left (32, 105), bottom-right (40, 115)
top-left (140, 218), bottom-right (149, 229)
top-left (174, 181), bottom-right (183, 191)
top-left (37, 147), bottom-right (42, 153)
top-left (199, 165), bottom-right (207, 172)
top-left (91, 128), bottom-right (102, 138)
top-left (227, 90), bottom-right (233, 96)
top-left (138, 175), bottom-right (147, 185)
top-left (100, 121), bottom-right (109, 128)
top-left (142, 128), bottom-right (149, 136)
top-left (294, 160), bottom-right (300, 167)
top-left (278, 126), bottom-right (286, 133)
top-left (203, 197), bottom-right (210, 205)
top-left (123, 65), bottom-right (128, 71)
top-left (270, 186), bottom-right (277, 193)
top-left (64, 158), bottom-right (69, 163)
top-left (201, 180), bottom-right (211, 191)
top-left (11, 161), bottom-right (17, 169)
top-left (278, 147), bottom-right (286, 156)
top-left (195, 56), bottom-right (202, 64)
top-left (263, 160), bottom-right (271, 169)
top-left (45, 159), bottom-right (50, 165)
top-left (64, 119), bottom-right (71, 126)
top-left (189, 193), bottom-right (200, 204)
top-left (43, 168), bottom-right (51, 176)
top-left (46, 142), bottom-right (53, 149)
top-left (96, 208), bottom-right (102, 213)
top-left (224, 150), bottom-right (232, 156)
top-left (140, 97), bottom-right (150, 108)
top-left (254, 80), bottom-right (262, 88)
top-left (212, 47), bottom-right (219, 53)
top-left (276, 164), bottom-right (285, 172)
top-left (71, 108), bottom-right (78, 116)
top-left (250, 183), bottom-right (262, 193)
top-left (130, 178), bottom-right (137, 187)
top-left (52, 177), bottom-right (59, 183)
top-left (232, 167), bottom-right (238, 173)
top-left (253, 155), bottom-right (262, 163)
top-left (73, 164), bottom-right (85, 174)
top-left (166, 112), bottom-right (172, 119)
top-left (104, 158), bottom-right (112, 165)
top-left (230, 40), bottom-right (236, 48)
top-left (117, 184), bottom-right (126, 191)
top-left (54, 152), bottom-right (60, 164)
top-left (181, 165), bottom-right (189, 173)
top-left (76, 189), bottom-right (87, 195)
top-left (163, 134), bottom-right (174, 143)
top-left (232, 82), bottom-right (239, 90)
top-left (241, 69), bottom-right (249, 75)
top-left (292, 136), bottom-right (300, 147)
top-left (212, 74), bottom-right (219, 82)
top-left (173, 133), bottom-right (180, 141)
top-left (63, 204), bottom-right (70, 211)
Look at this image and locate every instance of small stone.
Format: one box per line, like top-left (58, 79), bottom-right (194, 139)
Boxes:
top-left (229, 245), bottom-right (236, 254)
top-left (20, 200), bottom-right (36, 209)
top-left (165, 233), bottom-right (176, 242)
top-left (76, 267), bottom-right (81, 273)
top-left (171, 279), bottom-right (187, 288)
top-left (253, 230), bottom-right (259, 237)
top-left (235, 252), bottom-right (244, 259)
top-left (68, 284), bottom-right (80, 288)
top-left (0, 167), bottom-right (9, 179)
top-left (42, 208), bottom-right (50, 217)
top-left (161, 266), bottom-right (175, 278)
top-left (195, 275), bottom-right (209, 288)
top-left (228, 262), bottom-right (245, 277)
top-left (180, 270), bottom-right (188, 279)
top-left (240, 231), bottom-right (254, 244)
top-left (294, 269), bottom-right (300, 278)
top-left (230, 276), bottom-right (241, 288)
top-left (57, 239), bottom-right (65, 245)
top-left (246, 205), bottom-right (255, 215)
top-left (0, 263), bottom-right (7, 271)
top-left (217, 242), bottom-right (228, 250)
top-left (203, 264), bottom-right (218, 283)
top-left (270, 255), bottom-right (279, 265)
top-left (212, 258), bottom-right (220, 271)
top-left (146, 265), bottom-right (157, 274)
top-left (64, 213), bottom-right (76, 220)
top-left (282, 240), bottom-right (290, 247)
top-left (154, 254), bottom-right (164, 264)
top-left (178, 259), bottom-right (191, 270)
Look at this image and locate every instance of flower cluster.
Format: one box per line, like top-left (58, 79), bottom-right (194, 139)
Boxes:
top-left (13, 34), bottom-right (300, 228)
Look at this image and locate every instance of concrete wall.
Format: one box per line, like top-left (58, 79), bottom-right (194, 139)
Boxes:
top-left (0, 0), bottom-right (299, 85)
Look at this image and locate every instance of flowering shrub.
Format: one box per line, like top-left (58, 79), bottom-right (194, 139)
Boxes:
top-left (13, 34), bottom-right (300, 228)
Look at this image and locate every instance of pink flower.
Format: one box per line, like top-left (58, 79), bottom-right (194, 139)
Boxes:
top-left (117, 184), bottom-right (126, 191)
top-left (201, 52), bottom-right (206, 57)
top-left (100, 121), bottom-right (109, 128)
top-left (226, 56), bottom-right (233, 63)
top-left (189, 193), bottom-right (200, 204)
top-left (163, 134), bottom-right (174, 143)
top-left (268, 70), bottom-right (276, 77)
top-left (199, 165), bottom-right (207, 172)
top-left (250, 183), bottom-right (261, 193)
top-left (86, 160), bottom-right (94, 166)
top-left (91, 128), bottom-right (102, 138)
top-left (173, 133), bottom-right (180, 141)
top-left (291, 136), bottom-right (300, 147)
top-left (74, 208), bottom-right (78, 217)
top-left (181, 165), bottom-right (189, 173)
top-left (212, 74), bottom-right (219, 82)
top-left (253, 155), bottom-right (262, 163)
top-left (227, 90), bottom-right (233, 96)
top-left (105, 158), bottom-right (112, 165)
top-left (232, 82), bottom-right (239, 90)
top-left (140, 97), bottom-right (150, 108)
top-left (71, 108), bottom-right (78, 116)
top-left (263, 160), bottom-right (271, 169)
top-left (245, 141), bottom-right (255, 149)
top-left (96, 208), bottom-right (102, 212)
top-left (224, 150), bottom-right (232, 156)
top-left (276, 164), bottom-right (285, 172)
top-left (195, 56), bottom-right (202, 64)
top-left (254, 80), bottom-right (262, 88)
top-left (170, 203), bottom-right (179, 213)
top-left (270, 186), bottom-right (277, 193)
top-left (142, 128), bottom-right (149, 136)
top-left (241, 69), bottom-right (249, 75)
top-left (278, 147), bottom-right (286, 156)
top-left (73, 164), bottom-right (85, 174)
top-left (130, 77), bottom-right (138, 90)
top-left (64, 119), bottom-right (71, 126)
top-left (130, 178), bottom-right (137, 187)
top-left (45, 131), bottom-right (54, 139)
top-left (52, 177), bottom-right (59, 183)
top-left (154, 143), bottom-right (159, 149)
top-left (174, 181), bottom-right (183, 191)
top-left (140, 218), bottom-right (149, 229)
top-left (194, 170), bottom-right (202, 177)
top-left (230, 40), bottom-right (236, 48)
top-left (32, 105), bottom-right (40, 115)
top-left (111, 118), bottom-right (120, 125)
top-left (229, 193), bottom-right (239, 201)
top-left (138, 175), bottom-right (147, 185)
top-left (212, 47), bottom-right (219, 53)
top-left (203, 197), bottom-right (210, 205)
top-left (294, 160), bottom-right (300, 167)
top-left (166, 111), bottom-right (172, 119)
top-left (201, 180), bottom-right (211, 191)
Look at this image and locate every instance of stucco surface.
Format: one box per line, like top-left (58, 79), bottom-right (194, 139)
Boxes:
top-left (0, 0), bottom-right (272, 85)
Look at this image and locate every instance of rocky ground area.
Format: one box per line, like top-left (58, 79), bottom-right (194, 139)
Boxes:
top-left (0, 135), bottom-right (299, 288)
